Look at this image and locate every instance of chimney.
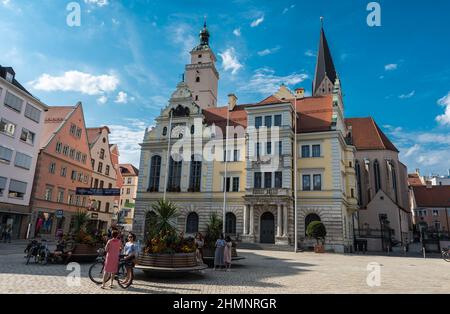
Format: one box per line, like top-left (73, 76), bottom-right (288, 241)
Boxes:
top-left (228, 94), bottom-right (237, 111)
top-left (295, 88), bottom-right (305, 99)
top-left (425, 180), bottom-right (432, 189)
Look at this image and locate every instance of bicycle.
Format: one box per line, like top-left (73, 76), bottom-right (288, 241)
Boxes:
top-left (25, 240), bottom-right (40, 265)
top-left (442, 248), bottom-right (450, 262)
top-left (88, 249), bottom-right (133, 289)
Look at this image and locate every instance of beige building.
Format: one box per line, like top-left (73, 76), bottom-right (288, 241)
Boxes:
top-left (119, 164), bottom-right (139, 230)
top-left (86, 127), bottom-right (118, 232)
top-left (346, 118), bottom-right (412, 251)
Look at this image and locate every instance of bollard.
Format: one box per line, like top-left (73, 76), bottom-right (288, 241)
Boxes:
top-left (422, 247), bottom-right (426, 259)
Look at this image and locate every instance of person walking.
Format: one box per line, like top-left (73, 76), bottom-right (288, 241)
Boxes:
top-left (224, 236), bottom-right (233, 271)
top-left (4, 224), bottom-right (12, 243)
top-left (122, 233), bottom-right (137, 286)
top-left (214, 234), bottom-right (226, 270)
top-left (0, 223), bottom-right (5, 242)
top-left (101, 230), bottom-right (122, 289)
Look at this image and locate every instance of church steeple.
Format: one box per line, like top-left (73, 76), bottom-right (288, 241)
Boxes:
top-left (313, 18), bottom-right (338, 97)
top-left (199, 18), bottom-right (210, 47)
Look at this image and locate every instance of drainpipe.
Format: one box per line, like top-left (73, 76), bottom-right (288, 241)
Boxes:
top-left (222, 102), bottom-right (231, 234)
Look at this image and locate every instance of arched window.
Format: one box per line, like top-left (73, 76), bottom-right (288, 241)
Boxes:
top-left (148, 155), bottom-right (161, 192)
top-left (186, 212), bottom-right (199, 233)
top-left (167, 156), bottom-right (182, 192)
top-left (162, 127), bottom-right (167, 136)
top-left (391, 164), bottom-right (398, 203)
top-left (305, 213), bottom-right (321, 235)
top-left (355, 161), bottom-right (362, 206)
top-left (189, 155), bottom-right (202, 192)
top-left (374, 160), bottom-right (381, 192)
top-left (196, 77), bottom-right (200, 83)
top-left (190, 125), bottom-right (195, 135)
top-left (225, 212), bottom-right (237, 234)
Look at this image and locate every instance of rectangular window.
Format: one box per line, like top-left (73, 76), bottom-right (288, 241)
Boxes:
top-left (223, 177), bottom-right (231, 192)
top-left (99, 180), bottom-right (104, 189)
top-left (312, 145), bottom-right (321, 157)
top-left (91, 159), bottom-right (95, 170)
top-left (126, 188), bottom-right (131, 194)
top-left (313, 174), bottom-right (322, 191)
top-left (105, 202), bottom-right (110, 213)
top-left (71, 171), bottom-right (77, 181)
top-left (94, 179), bottom-right (99, 188)
top-left (0, 176), bottom-right (7, 196)
top-left (105, 165), bottom-right (110, 176)
top-left (275, 172), bottom-right (282, 188)
top-left (254, 172), bottom-right (262, 189)
top-left (20, 128), bottom-right (35, 145)
top-left (278, 141), bottom-right (282, 155)
top-left (49, 162), bottom-right (56, 174)
top-left (63, 145), bottom-right (69, 156)
top-left (69, 149), bottom-right (75, 159)
top-left (14, 152), bottom-right (32, 170)
top-left (57, 189), bottom-right (65, 203)
top-left (75, 151), bottom-right (81, 162)
top-left (76, 128), bottom-right (82, 138)
top-left (301, 145), bottom-right (310, 158)
top-left (100, 149), bottom-right (105, 160)
top-left (108, 183), bottom-right (112, 189)
top-left (81, 154), bottom-right (87, 164)
top-left (4, 91), bottom-right (23, 112)
top-left (0, 118), bottom-right (16, 137)
top-left (274, 114), bottom-right (282, 127)
top-left (44, 186), bottom-right (53, 201)
top-left (232, 177), bottom-right (239, 192)
top-left (433, 209), bottom-right (439, 216)
top-left (97, 201), bottom-right (102, 211)
top-left (302, 175), bottom-right (311, 191)
top-left (68, 193), bottom-right (74, 205)
top-left (264, 172), bottom-right (272, 188)
top-left (8, 179), bottom-right (27, 199)
top-left (84, 175), bottom-right (89, 184)
top-left (70, 124), bottom-right (76, 136)
top-left (56, 142), bottom-right (63, 153)
top-left (256, 143), bottom-right (261, 158)
top-left (97, 162), bottom-right (103, 173)
top-left (255, 116), bottom-right (262, 129)
top-left (82, 197), bottom-right (86, 208)
top-left (60, 167), bottom-right (67, 177)
top-left (266, 142), bottom-right (272, 155)
top-left (77, 172), bottom-right (83, 182)
top-left (24, 103), bottom-right (41, 123)
top-left (264, 116), bottom-right (272, 128)
top-left (233, 149), bottom-right (239, 162)
top-left (0, 145), bottom-right (13, 163)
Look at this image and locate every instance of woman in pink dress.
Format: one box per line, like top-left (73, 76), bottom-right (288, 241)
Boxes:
top-left (224, 236), bottom-right (233, 271)
top-left (101, 230), bottom-right (122, 289)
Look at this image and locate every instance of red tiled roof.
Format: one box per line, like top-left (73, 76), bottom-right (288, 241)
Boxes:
top-left (86, 126), bottom-right (110, 145)
top-left (413, 186), bottom-right (450, 208)
top-left (119, 164), bottom-right (139, 176)
top-left (294, 95), bottom-right (333, 133)
top-left (345, 117), bottom-right (399, 152)
top-left (408, 173), bottom-right (425, 187)
top-left (203, 105), bottom-right (248, 129)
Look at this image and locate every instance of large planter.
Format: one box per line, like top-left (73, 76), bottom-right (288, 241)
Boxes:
top-left (314, 244), bottom-right (325, 254)
top-left (137, 252), bottom-right (197, 268)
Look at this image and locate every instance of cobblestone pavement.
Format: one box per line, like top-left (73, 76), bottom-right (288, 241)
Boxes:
top-left (1, 241), bottom-right (449, 294)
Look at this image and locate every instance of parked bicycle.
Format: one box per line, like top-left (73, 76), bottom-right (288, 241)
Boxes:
top-left (88, 248), bottom-right (133, 289)
top-left (442, 248), bottom-right (450, 262)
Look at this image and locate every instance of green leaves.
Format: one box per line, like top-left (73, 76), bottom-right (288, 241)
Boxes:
top-left (205, 213), bottom-right (223, 248)
top-left (306, 221), bottom-right (327, 245)
top-left (73, 209), bottom-right (89, 234)
top-left (151, 199), bottom-right (180, 234)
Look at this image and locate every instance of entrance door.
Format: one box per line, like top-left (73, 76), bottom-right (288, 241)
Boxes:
top-left (260, 212), bottom-right (275, 244)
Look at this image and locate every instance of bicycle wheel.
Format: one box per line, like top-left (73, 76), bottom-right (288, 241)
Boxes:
top-left (443, 251), bottom-right (450, 262)
top-left (117, 263), bottom-right (132, 289)
top-left (26, 252), bottom-right (33, 265)
top-left (89, 261), bottom-right (105, 284)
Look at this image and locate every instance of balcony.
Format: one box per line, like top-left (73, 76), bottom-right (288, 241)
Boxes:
top-left (250, 156), bottom-right (287, 168)
top-left (247, 188), bottom-right (291, 196)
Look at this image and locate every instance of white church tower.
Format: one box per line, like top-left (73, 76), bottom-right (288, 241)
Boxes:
top-left (184, 21), bottom-right (219, 109)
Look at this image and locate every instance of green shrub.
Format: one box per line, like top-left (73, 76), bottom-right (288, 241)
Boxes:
top-left (306, 221), bottom-right (327, 245)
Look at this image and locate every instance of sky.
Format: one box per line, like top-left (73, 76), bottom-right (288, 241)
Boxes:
top-left (1, 0), bottom-right (449, 176)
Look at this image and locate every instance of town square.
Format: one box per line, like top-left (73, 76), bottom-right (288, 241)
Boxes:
top-left (0, 0), bottom-right (450, 297)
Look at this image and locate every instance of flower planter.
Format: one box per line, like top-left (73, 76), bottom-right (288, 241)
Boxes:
top-left (314, 244), bottom-right (325, 254)
top-left (137, 252), bottom-right (197, 268)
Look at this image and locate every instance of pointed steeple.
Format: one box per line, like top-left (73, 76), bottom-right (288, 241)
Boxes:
top-left (313, 18), bottom-right (338, 97)
top-left (199, 17), bottom-right (210, 47)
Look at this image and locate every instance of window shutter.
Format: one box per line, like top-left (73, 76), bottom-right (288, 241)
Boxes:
top-left (9, 179), bottom-right (27, 194)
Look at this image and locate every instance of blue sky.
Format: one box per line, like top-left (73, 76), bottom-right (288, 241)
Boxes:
top-left (1, 0), bottom-right (449, 176)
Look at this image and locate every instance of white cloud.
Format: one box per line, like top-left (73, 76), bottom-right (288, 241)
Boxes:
top-left (250, 16), bottom-right (264, 27)
top-left (84, 0), bottom-right (109, 7)
top-left (97, 96), bottom-right (108, 105)
top-left (109, 119), bottom-right (150, 167)
top-left (304, 50), bottom-right (316, 57)
top-left (233, 28), bottom-right (241, 37)
top-left (436, 92), bottom-right (450, 126)
top-left (283, 4), bottom-right (296, 14)
top-left (257, 46), bottom-right (280, 57)
top-left (239, 67), bottom-right (308, 95)
top-left (168, 23), bottom-right (196, 62)
top-left (1, 0), bottom-right (11, 6)
top-left (218, 47), bottom-right (243, 75)
top-left (115, 91), bottom-right (134, 104)
top-left (398, 90), bottom-right (415, 99)
top-left (405, 144), bottom-right (420, 157)
top-left (384, 63), bottom-right (398, 71)
top-left (29, 71), bottom-right (119, 95)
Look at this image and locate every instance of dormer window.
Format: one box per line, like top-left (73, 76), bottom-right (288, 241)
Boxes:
top-left (6, 72), bottom-right (13, 83)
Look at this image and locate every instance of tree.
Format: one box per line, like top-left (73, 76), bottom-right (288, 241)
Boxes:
top-left (306, 221), bottom-right (327, 245)
top-left (73, 209), bottom-right (89, 234)
top-left (151, 199), bottom-right (179, 234)
top-left (205, 213), bottom-right (223, 248)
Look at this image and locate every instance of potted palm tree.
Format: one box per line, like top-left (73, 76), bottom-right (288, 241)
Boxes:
top-left (138, 199), bottom-right (197, 268)
top-left (306, 221), bottom-right (327, 253)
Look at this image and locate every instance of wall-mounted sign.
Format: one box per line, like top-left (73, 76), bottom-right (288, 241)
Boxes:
top-left (76, 188), bottom-right (121, 196)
